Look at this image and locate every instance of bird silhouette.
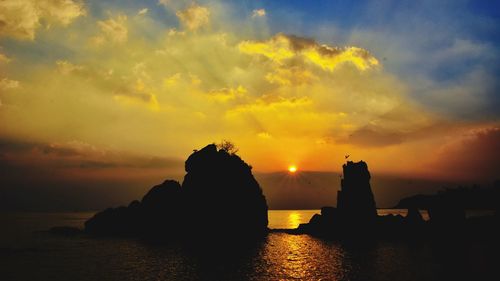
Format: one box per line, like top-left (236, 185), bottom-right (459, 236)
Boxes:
top-left (345, 154), bottom-right (350, 159)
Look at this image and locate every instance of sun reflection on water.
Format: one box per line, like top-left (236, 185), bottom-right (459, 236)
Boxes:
top-left (265, 233), bottom-right (346, 280)
top-left (288, 212), bottom-right (301, 229)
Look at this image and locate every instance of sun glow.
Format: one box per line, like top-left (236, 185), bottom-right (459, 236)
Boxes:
top-left (288, 165), bottom-right (297, 173)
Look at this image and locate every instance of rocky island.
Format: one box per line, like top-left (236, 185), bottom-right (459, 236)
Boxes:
top-left (51, 149), bottom-right (499, 243)
top-left (84, 143), bottom-right (268, 241)
top-left (292, 160), bottom-right (500, 241)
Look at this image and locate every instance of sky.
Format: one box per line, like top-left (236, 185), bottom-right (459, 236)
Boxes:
top-left (1, 0), bottom-right (499, 210)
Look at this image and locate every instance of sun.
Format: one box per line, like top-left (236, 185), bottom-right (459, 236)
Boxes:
top-left (288, 165), bottom-right (297, 173)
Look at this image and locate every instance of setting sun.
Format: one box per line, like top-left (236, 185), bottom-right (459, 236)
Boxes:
top-left (288, 165), bottom-right (297, 173)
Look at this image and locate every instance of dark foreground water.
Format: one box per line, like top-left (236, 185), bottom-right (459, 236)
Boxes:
top-left (0, 211), bottom-right (497, 281)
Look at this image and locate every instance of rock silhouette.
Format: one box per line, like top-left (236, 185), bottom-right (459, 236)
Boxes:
top-left (84, 144), bottom-right (268, 240)
top-left (297, 161), bottom-right (378, 237)
top-left (140, 180), bottom-right (183, 237)
top-left (295, 160), bottom-right (500, 241)
top-left (337, 161), bottom-right (377, 224)
top-left (182, 144), bottom-right (268, 238)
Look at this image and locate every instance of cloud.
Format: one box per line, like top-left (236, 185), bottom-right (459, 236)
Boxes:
top-left (257, 132), bottom-right (272, 139)
top-left (207, 85), bottom-right (246, 102)
top-left (0, 137), bottom-right (184, 170)
top-left (341, 126), bottom-right (404, 147)
top-left (176, 4), bottom-right (210, 31)
top-left (416, 67), bottom-right (499, 119)
top-left (0, 0), bottom-right (85, 40)
top-left (342, 2), bottom-right (500, 121)
top-left (0, 52), bottom-right (10, 63)
top-left (166, 28), bottom-right (186, 37)
top-left (137, 8), bottom-right (148, 16)
top-left (428, 127), bottom-right (500, 181)
top-left (92, 14), bottom-right (128, 45)
top-left (113, 79), bottom-right (159, 110)
top-left (0, 78), bottom-right (20, 90)
top-left (239, 33), bottom-right (379, 71)
top-left (56, 60), bottom-right (84, 75)
top-left (265, 66), bottom-right (317, 86)
top-left (252, 9), bottom-right (266, 18)
top-left (1, 0), bottom-right (497, 181)
top-left (226, 96), bottom-right (324, 138)
top-left (158, 0), bottom-right (196, 12)
top-left (330, 99), bottom-right (463, 148)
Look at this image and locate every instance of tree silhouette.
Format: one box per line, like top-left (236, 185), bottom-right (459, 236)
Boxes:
top-left (217, 140), bottom-right (239, 155)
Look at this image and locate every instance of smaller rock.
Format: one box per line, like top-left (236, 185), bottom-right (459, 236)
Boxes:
top-left (405, 207), bottom-right (424, 225)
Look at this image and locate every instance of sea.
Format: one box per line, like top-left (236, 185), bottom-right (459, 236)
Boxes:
top-left (0, 210), bottom-right (497, 281)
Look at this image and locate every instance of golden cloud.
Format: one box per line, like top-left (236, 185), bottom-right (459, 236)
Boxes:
top-left (239, 33), bottom-right (379, 71)
top-left (0, 3), bottom-right (469, 177)
top-left (252, 9), bottom-right (266, 18)
top-left (137, 8), bottom-right (148, 16)
top-left (0, 52), bottom-right (11, 63)
top-left (0, 77), bottom-right (20, 90)
top-left (92, 14), bottom-right (128, 45)
top-left (0, 0), bottom-right (85, 40)
top-left (265, 66), bottom-right (317, 86)
top-left (176, 4), bottom-right (210, 31)
top-left (207, 85), bottom-right (247, 102)
top-left (56, 60), bottom-right (84, 75)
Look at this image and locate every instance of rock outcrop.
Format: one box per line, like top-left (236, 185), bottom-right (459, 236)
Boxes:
top-left (182, 144), bottom-right (268, 238)
top-left (298, 161), bottom-right (378, 237)
top-left (84, 144), bottom-right (268, 240)
top-left (295, 160), bottom-right (500, 240)
top-left (337, 161), bottom-right (377, 224)
top-left (140, 180), bottom-right (182, 237)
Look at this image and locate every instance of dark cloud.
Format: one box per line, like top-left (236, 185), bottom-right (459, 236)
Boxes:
top-left (337, 123), bottom-right (454, 148)
top-left (0, 137), bottom-right (183, 170)
top-left (140, 156), bottom-right (183, 169)
top-left (335, 105), bottom-right (460, 148)
top-left (42, 145), bottom-right (82, 157)
top-left (285, 34), bottom-right (317, 51)
top-left (113, 85), bottom-right (157, 103)
top-left (429, 127), bottom-right (500, 181)
top-left (340, 126), bottom-right (404, 147)
top-left (0, 138), bottom-right (37, 153)
top-left (78, 160), bottom-right (118, 169)
top-left (0, 137), bottom-right (82, 157)
top-left (284, 34), bottom-right (346, 57)
top-left (0, 137), bottom-right (185, 211)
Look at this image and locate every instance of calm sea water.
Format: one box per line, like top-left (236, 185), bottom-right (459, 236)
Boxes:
top-left (0, 211), bottom-right (496, 281)
top-left (269, 209), bottom-right (432, 229)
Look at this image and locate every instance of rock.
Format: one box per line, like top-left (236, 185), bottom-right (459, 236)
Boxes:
top-left (320, 206), bottom-right (339, 225)
top-left (140, 180), bottom-right (182, 235)
top-left (85, 206), bottom-right (139, 236)
top-left (84, 143), bottom-right (268, 240)
top-left (298, 161), bottom-right (378, 237)
top-left (428, 199), bottom-right (465, 226)
top-left (405, 207), bottom-right (424, 225)
top-left (321, 206), bottom-right (336, 217)
top-left (337, 161), bottom-right (377, 224)
top-left (182, 144), bottom-right (268, 239)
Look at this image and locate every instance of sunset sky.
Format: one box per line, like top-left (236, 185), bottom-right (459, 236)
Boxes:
top-left (1, 0), bottom-right (499, 210)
